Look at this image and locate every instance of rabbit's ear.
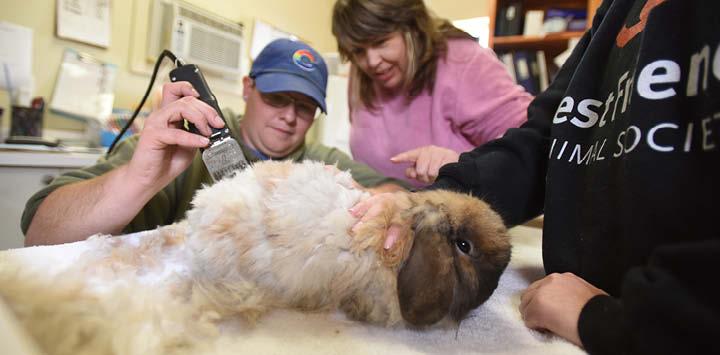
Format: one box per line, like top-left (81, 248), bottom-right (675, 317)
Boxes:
top-left (397, 203), bottom-right (455, 327)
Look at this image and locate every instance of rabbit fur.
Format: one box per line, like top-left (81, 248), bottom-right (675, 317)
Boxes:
top-left (0, 160), bottom-right (511, 355)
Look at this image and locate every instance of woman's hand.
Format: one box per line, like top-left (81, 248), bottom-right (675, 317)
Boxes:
top-left (519, 272), bottom-right (608, 347)
top-left (390, 145), bottom-right (459, 184)
top-left (349, 192), bottom-right (405, 249)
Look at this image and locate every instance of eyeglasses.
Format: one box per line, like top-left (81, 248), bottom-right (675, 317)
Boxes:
top-left (259, 92), bottom-right (321, 120)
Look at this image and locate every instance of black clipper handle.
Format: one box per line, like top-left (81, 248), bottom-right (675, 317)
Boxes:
top-left (169, 64), bottom-right (228, 139)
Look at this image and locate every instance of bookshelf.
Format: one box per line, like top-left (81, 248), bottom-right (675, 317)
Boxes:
top-left (490, 0), bottom-right (601, 45)
top-left (493, 31), bottom-right (585, 49)
top-left (490, 0), bottom-right (602, 93)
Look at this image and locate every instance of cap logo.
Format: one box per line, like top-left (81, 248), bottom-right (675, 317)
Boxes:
top-left (292, 49), bottom-right (317, 71)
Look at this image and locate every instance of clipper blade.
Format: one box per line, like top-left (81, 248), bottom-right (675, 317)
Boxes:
top-left (202, 136), bottom-right (249, 181)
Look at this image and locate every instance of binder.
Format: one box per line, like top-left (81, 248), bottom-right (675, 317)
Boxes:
top-left (505, 1), bottom-right (525, 36)
top-left (498, 50), bottom-right (550, 95)
top-left (495, 1), bottom-right (524, 36)
top-left (513, 51), bottom-right (538, 94)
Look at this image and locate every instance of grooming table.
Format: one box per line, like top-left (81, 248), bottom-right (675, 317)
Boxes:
top-left (0, 226), bottom-right (585, 355)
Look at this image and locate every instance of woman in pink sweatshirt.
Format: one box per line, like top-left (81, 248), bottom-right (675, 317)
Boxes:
top-left (332, 0), bottom-right (532, 187)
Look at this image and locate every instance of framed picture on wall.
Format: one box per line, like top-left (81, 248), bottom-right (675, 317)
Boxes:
top-left (56, 0), bottom-right (111, 48)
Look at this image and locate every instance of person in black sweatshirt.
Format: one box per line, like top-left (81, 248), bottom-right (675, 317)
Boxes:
top-left (349, 0), bottom-right (720, 353)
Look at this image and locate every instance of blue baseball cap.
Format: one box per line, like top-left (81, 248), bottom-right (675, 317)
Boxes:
top-left (249, 39), bottom-right (328, 113)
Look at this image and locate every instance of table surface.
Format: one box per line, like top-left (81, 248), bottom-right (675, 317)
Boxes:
top-left (0, 144), bottom-right (103, 168)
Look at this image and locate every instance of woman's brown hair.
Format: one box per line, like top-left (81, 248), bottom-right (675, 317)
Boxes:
top-left (332, 0), bottom-right (475, 110)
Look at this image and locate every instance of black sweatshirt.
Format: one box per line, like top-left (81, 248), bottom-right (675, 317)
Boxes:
top-left (432, 0), bottom-right (720, 353)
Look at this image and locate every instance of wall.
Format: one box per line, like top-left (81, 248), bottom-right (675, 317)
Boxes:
top-left (0, 0), bottom-right (493, 137)
top-left (0, 0), bottom-right (338, 135)
top-left (427, 0), bottom-right (493, 20)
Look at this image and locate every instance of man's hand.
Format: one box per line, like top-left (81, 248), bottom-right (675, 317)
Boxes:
top-left (125, 81), bottom-right (226, 190)
top-left (25, 81), bottom-right (228, 246)
top-left (349, 192), bottom-right (405, 249)
top-left (390, 145), bottom-right (459, 184)
top-left (519, 272), bottom-right (608, 347)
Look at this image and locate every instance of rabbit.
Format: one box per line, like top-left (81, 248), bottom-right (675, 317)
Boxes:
top-left (0, 160), bottom-right (511, 355)
top-left (185, 160), bottom-right (512, 326)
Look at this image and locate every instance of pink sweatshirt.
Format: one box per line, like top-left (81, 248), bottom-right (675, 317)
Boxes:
top-left (349, 39), bottom-right (532, 187)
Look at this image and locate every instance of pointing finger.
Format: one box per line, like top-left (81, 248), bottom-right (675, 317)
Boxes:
top-left (390, 148), bottom-right (422, 163)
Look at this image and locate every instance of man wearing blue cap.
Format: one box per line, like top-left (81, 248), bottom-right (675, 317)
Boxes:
top-left (240, 39), bottom-right (330, 159)
top-left (22, 39), bottom-right (406, 246)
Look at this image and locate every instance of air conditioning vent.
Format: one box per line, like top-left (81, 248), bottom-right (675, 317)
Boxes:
top-left (178, 7), bottom-right (243, 37)
top-left (147, 0), bottom-right (244, 79)
top-left (188, 25), bottom-right (241, 69)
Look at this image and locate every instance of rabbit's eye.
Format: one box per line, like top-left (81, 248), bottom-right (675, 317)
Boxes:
top-left (455, 239), bottom-right (472, 254)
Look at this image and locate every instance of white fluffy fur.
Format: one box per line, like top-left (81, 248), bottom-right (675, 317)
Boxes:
top-left (0, 161), bottom-right (409, 355)
top-left (185, 161), bottom-right (404, 325)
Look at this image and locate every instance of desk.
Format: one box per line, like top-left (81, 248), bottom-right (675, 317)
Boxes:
top-left (0, 226), bottom-right (584, 354)
top-left (0, 146), bottom-right (102, 250)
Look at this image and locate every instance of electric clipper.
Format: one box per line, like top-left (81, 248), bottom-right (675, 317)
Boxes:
top-left (169, 64), bottom-right (249, 181)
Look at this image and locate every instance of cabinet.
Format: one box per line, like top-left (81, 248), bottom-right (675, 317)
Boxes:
top-left (0, 148), bottom-right (102, 250)
top-left (490, 0), bottom-right (602, 79)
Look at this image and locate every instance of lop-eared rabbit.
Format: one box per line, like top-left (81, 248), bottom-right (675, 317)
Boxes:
top-left (0, 160), bottom-right (511, 355)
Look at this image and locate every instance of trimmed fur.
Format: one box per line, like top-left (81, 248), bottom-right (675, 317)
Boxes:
top-left (0, 160), bottom-right (510, 355)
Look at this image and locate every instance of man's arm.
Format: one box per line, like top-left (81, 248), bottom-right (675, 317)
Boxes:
top-left (24, 82), bottom-right (223, 246)
top-left (25, 164), bottom-right (159, 245)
